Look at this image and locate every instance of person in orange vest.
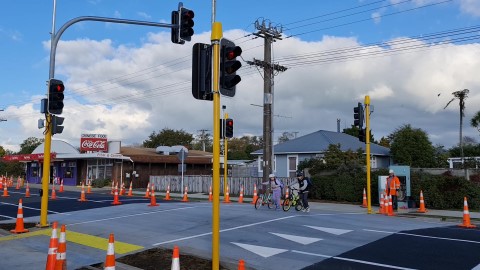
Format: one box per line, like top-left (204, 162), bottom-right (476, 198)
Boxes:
top-left (386, 169), bottom-right (401, 211)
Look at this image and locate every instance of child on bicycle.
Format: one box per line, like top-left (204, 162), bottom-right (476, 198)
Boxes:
top-left (263, 174), bottom-right (282, 210)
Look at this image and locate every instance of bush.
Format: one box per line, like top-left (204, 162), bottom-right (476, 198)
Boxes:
top-left (91, 179), bottom-right (111, 188)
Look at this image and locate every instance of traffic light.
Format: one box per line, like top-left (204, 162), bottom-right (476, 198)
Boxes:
top-left (48, 79), bottom-right (65, 115)
top-left (171, 6), bottom-right (194, 44)
top-left (220, 38), bottom-right (242, 97)
top-left (353, 102), bottom-right (364, 129)
top-left (225, 118), bottom-right (233, 138)
top-left (51, 115), bottom-right (64, 135)
top-left (192, 43), bottom-right (212, 100)
top-left (358, 128), bottom-right (366, 142)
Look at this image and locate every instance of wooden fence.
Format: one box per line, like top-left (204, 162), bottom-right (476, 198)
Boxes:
top-left (149, 175), bottom-right (296, 196)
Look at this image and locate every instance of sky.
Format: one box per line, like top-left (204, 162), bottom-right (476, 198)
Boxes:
top-left (1, 0), bottom-right (480, 152)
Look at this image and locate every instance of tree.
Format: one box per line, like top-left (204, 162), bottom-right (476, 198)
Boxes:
top-left (226, 136), bottom-right (262, 160)
top-left (192, 131), bottom-right (213, 152)
top-left (471, 111), bottom-right (480, 133)
top-left (388, 124), bottom-right (435, 167)
top-left (378, 137), bottom-right (390, 148)
top-left (19, 137), bottom-right (44, 154)
top-left (444, 89), bottom-right (469, 164)
top-left (142, 128), bottom-right (194, 148)
top-left (278, 132), bottom-right (294, 143)
top-left (303, 143), bottom-right (364, 175)
top-left (343, 125), bottom-right (375, 142)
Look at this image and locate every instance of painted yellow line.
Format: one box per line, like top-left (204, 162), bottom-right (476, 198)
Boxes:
top-left (0, 228), bottom-right (143, 254)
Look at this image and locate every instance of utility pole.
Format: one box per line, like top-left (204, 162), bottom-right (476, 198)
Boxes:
top-left (247, 19), bottom-right (287, 181)
top-left (197, 129), bottom-right (210, 151)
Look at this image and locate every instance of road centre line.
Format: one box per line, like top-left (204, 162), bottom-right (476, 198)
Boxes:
top-left (291, 250), bottom-right (417, 270)
top-left (0, 202), bottom-right (68, 215)
top-left (364, 229), bottom-right (480, 244)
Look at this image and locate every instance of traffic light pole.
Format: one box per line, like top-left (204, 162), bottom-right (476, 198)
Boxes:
top-left (211, 22), bottom-right (222, 270)
top-left (223, 112), bottom-right (228, 196)
top-left (365, 95), bottom-right (372, 214)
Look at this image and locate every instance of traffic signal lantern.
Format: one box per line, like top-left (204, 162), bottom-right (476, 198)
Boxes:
top-left (192, 43), bottom-right (212, 100)
top-left (48, 79), bottom-right (65, 115)
top-left (51, 115), bottom-right (64, 135)
top-left (220, 38), bottom-right (242, 97)
top-left (225, 118), bottom-right (233, 138)
top-left (171, 6), bottom-right (194, 44)
top-left (358, 128), bottom-right (366, 142)
top-left (353, 102), bottom-right (364, 129)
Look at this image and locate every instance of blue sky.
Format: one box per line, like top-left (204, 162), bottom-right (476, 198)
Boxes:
top-left (1, 0), bottom-right (480, 152)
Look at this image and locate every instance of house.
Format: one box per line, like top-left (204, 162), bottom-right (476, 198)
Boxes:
top-left (251, 130), bottom-right (391, 178)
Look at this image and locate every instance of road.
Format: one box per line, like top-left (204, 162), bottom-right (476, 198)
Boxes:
top-left (1, 186), bottom-right (480, 270)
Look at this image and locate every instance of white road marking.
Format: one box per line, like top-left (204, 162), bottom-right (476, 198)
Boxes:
top-left (363, 229), bottom-right (480, 244)
top-left (270, 232), bottom-right (322, 245)
top-left (291, 250), bottom-right (418, 270)
top-left (0, 202), bottom-right (68, 214)
top-left (0, 215), bottom-right (16, 219)
top-left (232, 242), bottom-right (288, 258)
top-left (304, 225), bottom-right (352, 235)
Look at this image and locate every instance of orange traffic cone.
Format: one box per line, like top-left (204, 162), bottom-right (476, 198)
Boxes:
top-left (25, 182), bottom-right (31, 198)
top-left (387, 195), bottom-right (395, 216)
top-left (251, 183), bottom-right (258, 204)
top-left (2, 183), bottom-right (9, 197)
top-left (361, 188), bottom-right (367, 208)
top-left (110, 181), bottom-right (115, 195)
top-left (181, 186), bottom-right (189, 202)
top-left (171, 245), bottom-right (180, 270)
top-left (223, 185), bottom-right (231, 203)
top-left (120, 183), bottom-right (125, 196)
top-left (238, 259), bottom-right (246, 270)
top-left (417, 190), bottom-right (428, 213)
top-left (51, 184), bottom-right (57, 200)
top-left (459, 197), bottom-right (476, 228)
top-left (148, 184), bottom-right (159, 207)
top-left (0, 178), bottom-right (3, 189)
top-left (46, 221), bottom-right (59, 270)
top-left (10, 199), bottom-right (29, 234)
top-left (112, 186), bottom-right (122, 205)
top-left (164, 184), bottom-right (171, 200)
top-left (78, 183), bottom-right (87, 202)
top-left (377, 192), bottom-right (385, 214)
top-left (15, 178), bottom-right (20, 190)
top-left (59, 180), bottom-right (64, 193)
top-left (104, 233), bottom-right (116, 270)
top-left (144, 182), bottom-right (150, 198)
top-left (127, 181), bottom-right (133, 197)
top-left (87, 180), bottom-right (92, 194)
top-left (208, 185), bottom-right (212, 202)
top-left (54, 224), bottom-right (67, 270)
top-left (238, 185), bottom-right (244, 203)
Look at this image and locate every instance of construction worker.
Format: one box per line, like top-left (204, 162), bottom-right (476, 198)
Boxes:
top-left (386, 169), bottom-right (401, 211)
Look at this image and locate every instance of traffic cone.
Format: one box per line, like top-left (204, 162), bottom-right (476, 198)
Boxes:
top-left (0, 178), bottom-right (3, 189)
top-left (59, 179), bottom-right (64, 192)
top-left (112, 186), bottom-right (122, 205)
top-left (164, 184), bottom-right (171, 200)
top-left (181, 186), bottom-right (189, 202)
top-left (251, 183), bottom-right (258, 204)
top-left (110, 181), bottom-right (115, 195)
top-left (148, 184), bottom-right (159, 207)
top-left (417, 190), bottom-right (428, 213)
top-left (144, 182), bottom-right (150, 198)
top-left (361, 188), bottom-right (367, 208)
top-left (78, 183), bottom-right (87, 202)
top-left (208, 185), bottom-right (212, 202)
top-left (54, 224), bottom-right (67, 270)
top-left (104, 233), bottom-right (116, 270)
top-left (127, 181), bottom-right (133, 197)
top-left (51, 184), bottom-right (57, 200)
top-left (238, 259), bottom-right (246, 270)
top-left (10, 199), bottom-right (29, 234)
top-left (87, 180), bottom-right (92, 194)
top-left (15, 178), bottom-right (20, 190)
top-left (377, 192), bottom-right (385, 214)
top-left (2, 183), bottom-right (9, 197)
top-left (25, 182), bottom-right (31, 198)
top-left (171, 245), bottom-right (180, 270)
top-left (120, 183), bottom-right (125, 196)
top-left (46, 221), bottom-right (59, 270)
top-left (238, 186), bottom-right (244, 203)
top-left (223, 185), bottom-right (231, 203)
top-left (387, 195), bottom-right (395, 216)
top-left (459, 197), bottom-right (476, 228)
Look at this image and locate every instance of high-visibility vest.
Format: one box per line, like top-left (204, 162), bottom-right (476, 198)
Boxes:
top-left (386, 175), bottom-right (400, 196)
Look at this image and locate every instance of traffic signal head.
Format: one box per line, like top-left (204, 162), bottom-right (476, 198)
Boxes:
top-left (48, 79), bottom-right (65, 115)
top-left (225, 118), bottom-right (234, 138)
top-left (51, 115), bottom-right (64, 135)
top-left (171, 6), bottom-right (194, 44)
top-left (192, 43), bottom-right (213, 100)
top-left (353, 102), bottom-right (364, 128)
top-left (220, 38), bottom-right (242, 97)
top-left (358, 128), bottom-right (366, 142)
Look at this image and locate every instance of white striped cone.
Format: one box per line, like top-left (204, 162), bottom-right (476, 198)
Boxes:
top-left (104, 233), bottom-right (116, 270)
top-left (171, 246), bottom-right (180, 270)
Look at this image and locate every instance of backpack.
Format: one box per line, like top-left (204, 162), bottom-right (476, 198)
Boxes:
top-left (275, 179), bottom-right (284, 189)
top-left (305, 177), bottom-right (313, 190)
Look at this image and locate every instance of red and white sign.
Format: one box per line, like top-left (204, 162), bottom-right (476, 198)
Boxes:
top-left (2, 153), bottom-right (57, 162)
top-left (80, 134), bottom-right (108, 152)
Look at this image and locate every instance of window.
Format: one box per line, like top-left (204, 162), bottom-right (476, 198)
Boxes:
top-left (288, 156), bottom-right (298, 178)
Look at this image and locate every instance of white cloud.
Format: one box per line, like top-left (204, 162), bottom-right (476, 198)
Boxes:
top-left (459, 0), bottom-right (480, 17)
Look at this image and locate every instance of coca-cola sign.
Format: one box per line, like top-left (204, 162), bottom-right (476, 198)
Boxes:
top-left (80, 134), bottom-right (108, 152)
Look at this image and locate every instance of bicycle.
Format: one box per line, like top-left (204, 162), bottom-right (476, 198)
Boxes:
top-left (282, 186), bottom-right (304, 212)
top-left (254, 188), bottom-right (274, 210)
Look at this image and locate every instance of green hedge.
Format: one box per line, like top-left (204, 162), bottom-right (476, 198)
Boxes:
top-left (310, 170), bottom-right (480, 210)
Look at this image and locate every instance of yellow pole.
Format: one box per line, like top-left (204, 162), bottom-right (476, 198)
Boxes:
top-left (223, 112), bottom-right (228, 196)
top-left (211, 21), bottom-right (222, 270)
top-left (40, 114), bottom-right (52, 226)
top-left (365, 95), bottom-right (372, 214)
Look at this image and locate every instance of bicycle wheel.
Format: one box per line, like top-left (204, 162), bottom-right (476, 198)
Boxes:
top-left (255, 197), bottom-right (263, 210)
top-left (282, 198), bottom-right (291, 211)
top-left (267, 197), bottom-right (274, 209)
top-left (295, 199), bottom-right (304, 211)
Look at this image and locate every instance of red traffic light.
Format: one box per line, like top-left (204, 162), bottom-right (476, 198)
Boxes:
top-left (55, 84), bottom-right (65, 92)
top-left (226, 46), bottom-right (242, 60)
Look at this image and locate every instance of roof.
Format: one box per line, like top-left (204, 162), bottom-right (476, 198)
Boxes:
top-left (32, 140), bottom-right (80, 154)
top-left (251, 130), bottom-right (390, 156)
top-left (120, 147), bottom-right (212, 164)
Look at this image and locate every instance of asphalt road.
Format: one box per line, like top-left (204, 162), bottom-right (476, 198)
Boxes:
top-left (1, 187), bottom-right (480, 270)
